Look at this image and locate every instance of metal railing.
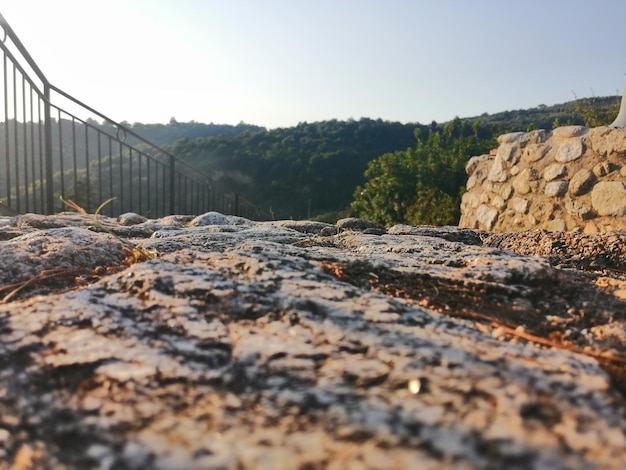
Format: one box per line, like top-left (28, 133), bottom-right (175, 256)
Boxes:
top-left (0, 12), bottom-right (268, 219)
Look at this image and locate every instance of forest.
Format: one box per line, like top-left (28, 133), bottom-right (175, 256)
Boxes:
top-left (147, 95), bottom-right (619, 223)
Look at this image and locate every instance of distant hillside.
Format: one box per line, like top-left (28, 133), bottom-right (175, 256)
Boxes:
top-left (125, 95), bottom-right (621, 146)
top-left (122, 94), bottom-right (623, 220)
top-left (459, 95), bottom-right (620, 132)
top-left (124, 119), bottom-right (265, 146)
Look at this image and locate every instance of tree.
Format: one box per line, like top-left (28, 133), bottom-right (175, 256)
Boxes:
top-left (351, 119), bottom-right (496, 226)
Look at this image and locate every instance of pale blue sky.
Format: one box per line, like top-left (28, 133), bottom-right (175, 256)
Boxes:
top-left (2, 0), bottom-right (626, 129)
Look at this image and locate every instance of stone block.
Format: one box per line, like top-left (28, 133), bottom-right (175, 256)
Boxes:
top-left (565, 198), bottom-right (594, 220)
top-left (512, 169), bottom-right (539, 195)
top-left (552, 125), bottom-right (587, 139)
top-left (497, 143), bottom-right (520, 164)
top-left (520, 129), bottom-right (550, 145)
top-left (465, 155), bottom-right (490, 175)
top-left (543, 164), bottom-right (567, 181)
top-left (591, 181), bottom-right (626, 216)
top-left (587, 126), bottom-right (626, 156)
top-left (491, 195), bottom-right (506, 210)
top-left (569, 169), bottom-right (596, 196)
top-left (487, 154), bottom-right (507, 183)
top-left (522, 143), bottom-right (550, 163)
top-left (592, 162), bottom-right (614, 178)
top-left (476, 204), bottom-right (498, 230)
top-left (533, 200), bottom-right (556, 222)
top-left (500, 184), bottom-right (513, 200)
top-left (497, 131), bottom-right (525, 144)
top-left (466, 175), bottom-right (478, 190)
top-left (545, 181), bottom-right (568, 197)
top-left (510, 197), bottom-right (530, 214)
top-left (555, 139), bottom-right (584, 162)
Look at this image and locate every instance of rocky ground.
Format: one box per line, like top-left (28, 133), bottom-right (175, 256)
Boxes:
top-left (0, 211), bottom-right (625, 469)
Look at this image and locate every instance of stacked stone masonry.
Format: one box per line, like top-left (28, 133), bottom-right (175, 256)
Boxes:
top-left (459, 125), bottom-right (626, 233)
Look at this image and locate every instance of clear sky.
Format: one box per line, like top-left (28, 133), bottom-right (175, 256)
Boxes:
top-left (2, 0), bottom-right (626, 129)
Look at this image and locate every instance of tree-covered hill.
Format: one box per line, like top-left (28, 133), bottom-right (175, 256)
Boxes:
top-left (161, 119), bottom-right (423, 220)
top-left (123, 119), bottom-right (264, 147)
top-left (460, 95), bottom-right (620, 132)
top-left (134, 95), bottom-right (618, 221)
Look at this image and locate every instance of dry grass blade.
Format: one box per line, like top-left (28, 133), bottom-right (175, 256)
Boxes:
top-left (60, 196), bottom-right (157, 261)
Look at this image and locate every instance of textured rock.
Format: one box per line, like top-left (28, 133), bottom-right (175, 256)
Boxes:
top-left (1, 212), bottom-right (626, 469)
top-left (545, 180), bottom-right (568, 197)
top-left (461, 126), bottom-right (626, 232)
top-left (591, 181), bottom-right (626, 216)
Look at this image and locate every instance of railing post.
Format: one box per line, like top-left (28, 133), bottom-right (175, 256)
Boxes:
top-left (169, 154), bottom-right (175, 214)
top-left (43, 85), bottom-right (54, 214)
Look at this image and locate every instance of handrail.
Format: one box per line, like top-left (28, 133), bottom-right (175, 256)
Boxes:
top-left (0, 12), bottom-right (49, 86)
top-left (48, 83), bottom-right (215, 183)
top-left (0, 11), bottom-right (271, 219)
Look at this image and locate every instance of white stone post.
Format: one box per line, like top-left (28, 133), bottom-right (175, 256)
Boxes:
top-left (609, 73), bottom-right (626, 128)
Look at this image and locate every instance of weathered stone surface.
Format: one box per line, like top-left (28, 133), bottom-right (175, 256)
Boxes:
top-left (543, 163), bottom-right (567, 181)
top-left (336, 217), bottom-right (386, 234)
top-left (565, 198), bottom-right (594, 220)
top-left (555, 139), bottom-right (584, 162)
top-left (545, 180), bottom-right (568, 197)
top-left (476, 204), bottom-right (498, 230)
top-left (487, 154), bottom-right (508, 183)
top-left (522, 143), bottom-right (550, 163)
top-left (569, 168), bottom-right (596, 196)
top-left (591, 181), bottom-right (626, 216)
top-left (552, 125), bottom-right (587, 139)
top-left (0, 226), bottom-right (127, 287)
top-left (497, 131), bottom-right (525, 144)
top-left (587, 126), bottom-right (626, 156)
top-left (509, 197), bottom-right (530, 214)
top-left (117, 212), bottom-right (148, 226)
top-left (496, 143), bottom-right (520, 164)
top-left (1, 212), bottom-right (626, 469)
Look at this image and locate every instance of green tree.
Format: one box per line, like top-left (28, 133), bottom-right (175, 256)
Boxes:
top-left (351, 119), bottom-right (496, 226)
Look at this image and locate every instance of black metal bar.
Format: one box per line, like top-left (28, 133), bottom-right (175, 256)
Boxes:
top-left (97, 131), bottom-right (103, 208)
top-left (108, 137), bottom-right (113, 216)
top-left (22, 74), bottom-right (29, 212)
top-left (71, 117), bottom-right (78, 204)
top-left (118, 141), bottom-right (124, 212)
top-left (12, 62), bottom-right (19, 212)
top-left (169, 155), bottom-right (175, 214)
top-left (128, 148), bottom-right (133, 211)
top-left (29, 85), bottom-right (36, 213)
top-left (138, 152), bottom-right (142, 215)
top-left (38, 97), bottom-right (44, 211)
top-left (3, 53), bottom-right (11, 208)
top-left (57, 109), bottom-right (65, 202)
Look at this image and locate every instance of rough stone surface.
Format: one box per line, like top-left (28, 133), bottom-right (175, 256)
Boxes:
top-left (591, 181), bottom-right (626, 216)
top-left (461, 126), bottom-right (626, 232)
top-left (1, 211), bottom-right (626, 469)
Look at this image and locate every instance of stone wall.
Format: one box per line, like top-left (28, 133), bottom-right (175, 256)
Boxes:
top-left (459, 125), bottom-right (626, 233)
